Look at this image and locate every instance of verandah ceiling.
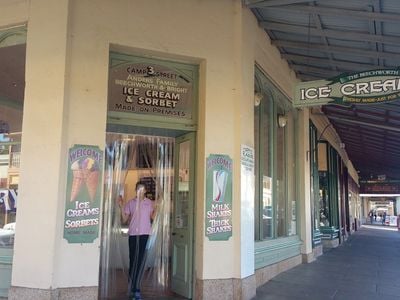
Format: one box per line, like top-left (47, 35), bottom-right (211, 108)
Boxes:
top-left (246, 0), bottom-right (400, 181)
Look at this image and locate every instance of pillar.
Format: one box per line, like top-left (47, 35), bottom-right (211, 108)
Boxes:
top-left (297, 109), bottom-right (314, 261)
top-left (8, 1), bottom-right (98, 299)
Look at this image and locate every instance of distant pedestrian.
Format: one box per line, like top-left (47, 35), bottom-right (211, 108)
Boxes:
top-left (382, 211), bottom-right (387, 225)
top-left (374, 213), bottom-right (377, 221)
top-left (369, 211), bottom-right (374, 224)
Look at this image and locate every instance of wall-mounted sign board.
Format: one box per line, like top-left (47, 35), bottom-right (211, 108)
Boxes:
top-left (294, 69), bottom-right (400, 107)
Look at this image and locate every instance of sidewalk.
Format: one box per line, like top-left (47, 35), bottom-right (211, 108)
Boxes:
top-left (253, 226), bottom-right (400, 300)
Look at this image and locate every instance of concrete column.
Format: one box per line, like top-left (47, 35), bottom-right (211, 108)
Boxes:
top-left (396, 197), bottom-right (400, 215)
top-left (197, 3), bottom-right (257, 299)
top-left (9, 0), bottom-right (75, 298)
top-left (297, 109), bottom-right (314, 261)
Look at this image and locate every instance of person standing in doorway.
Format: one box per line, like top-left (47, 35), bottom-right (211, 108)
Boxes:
top-left (382, 211), bottom-right (387, 225)
top-left (118, 182), bottom-right (156, 300)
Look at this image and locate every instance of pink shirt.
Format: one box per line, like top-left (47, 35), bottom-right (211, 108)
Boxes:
top-left (124, 197), bottom-right (154, 236)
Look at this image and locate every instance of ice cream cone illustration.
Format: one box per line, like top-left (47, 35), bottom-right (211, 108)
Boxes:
top-left (213, 170), bottom-right (227, 202)
top-left (86, 170), bottom-right (99, 201)
top-left (70, 169), bottom-right (86, 202)
top-left (70, 157), bottom-right (100, 202)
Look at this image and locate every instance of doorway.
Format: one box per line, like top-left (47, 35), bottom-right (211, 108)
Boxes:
top-left (99, 131), bottom-right (195, 300)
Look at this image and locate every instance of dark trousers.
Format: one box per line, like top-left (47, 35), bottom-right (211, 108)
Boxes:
top-left (128, 235), bottom-right (149, 293)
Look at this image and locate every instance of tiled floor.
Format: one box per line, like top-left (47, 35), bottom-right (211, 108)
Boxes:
top-left (254, 225), bottom-right (400, 300)
top-left (100, 269), bottom-right (186, 300)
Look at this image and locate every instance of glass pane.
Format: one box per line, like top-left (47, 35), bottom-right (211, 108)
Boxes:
top-left (319, 171), bottom-right (330, 226)
top-left (262, 176), bottom-right (273, 239)
top-left (0, 41), bottom-right (25, 249)
top-left (318, 143), bottom-right (329, 227)
top-left (176, 140), bottom-right (190, 229)
top-left (276, 112), bottom-right (286, 237)
top-left (262, 100), bottom-right (272, 239)
top-left (262, 99), bottom-right (271, 180)
top-left (254, 106), bottom-right (260, 240)
top-left (287, 113), bottom-right (296, 236)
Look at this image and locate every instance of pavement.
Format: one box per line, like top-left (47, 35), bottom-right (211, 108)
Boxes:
top-left (254, 225), bottom-right (400, 300)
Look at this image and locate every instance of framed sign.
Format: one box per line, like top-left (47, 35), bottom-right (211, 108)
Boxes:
top-left (205, 154), bottom-right (233, 241)
top-left (108, 53), bottom-right (198, 121)
top-left (64, 145), bottom-right (103, 243)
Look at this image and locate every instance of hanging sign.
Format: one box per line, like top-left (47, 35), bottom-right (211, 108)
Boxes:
top-left (360, 182), bottom-right (400, 194)
top-left (294, 69), bottom-right (400, 107)
top-left (205, 154), bottom-right (233, 241)
top-left (64, 145), bottom-right (103, 243)
top-left (108, 55), bottom-right (196, 119)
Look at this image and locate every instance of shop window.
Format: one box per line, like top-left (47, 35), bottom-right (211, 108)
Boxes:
top-left (0, 26), bottom-right (26, 249)
top-left (254, 70), bottom-right (296, 241)
top-left (312, 137), bottom-right (340, 232)
top-left (318, 142), bottom-right (330, 227)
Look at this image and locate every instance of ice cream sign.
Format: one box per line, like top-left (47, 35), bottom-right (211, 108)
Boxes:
top-left (108, 54), bottom-right (198, 120)
top-left (294, 69), bottom-right (400, 107)
top-left (205, 154), bottom-right (233, 241)
top-left (64, 145), bottom-right (103, 243)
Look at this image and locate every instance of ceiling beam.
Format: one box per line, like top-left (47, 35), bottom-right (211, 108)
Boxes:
top-left (377, 103), bottom-right (400, 114)
top-left (290, 64), bottom-right (340, 77)
top-left (327, 108), bottom-right (397, 124)
top-left (261, 4), bottom-right (400, 23)
top-left (309, 2), bottom-right (337, 71)
top-left (342, 138), bottom-right (387, 150)
top-left (353, 164), bottom-right (400, 178)
top-left (273, 40), bottom-right (400, 60)
top-left (324, 105), bottom-right (400, 122)
top-left (333, 129), bottom-right (380, 140)
top-left (245, 0), bottom-right (332, 8)
top-left (350, 154), bottom-right (400, 169)
top-left (328, 115), bottom-right (400, 133)
top-left (345, 142), bottom-right (400, 156)
top-left (349, 149), bottom-right (400, 162)
top-left (261, 21), bottom-right (400, 45)
top-left (297, 73), bottom-right (324, 81)
top-left (282, 53), bottom-right (376, 71)
top-left (342, 135), bottom-right (384, 145)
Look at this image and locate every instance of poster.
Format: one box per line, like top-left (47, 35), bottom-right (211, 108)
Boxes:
top-left (63, 145), bottom-right (103, 243)
top-left (205, 154), bottom-right (233, 241)
top-left (240, 145), bottom-right (254, 173)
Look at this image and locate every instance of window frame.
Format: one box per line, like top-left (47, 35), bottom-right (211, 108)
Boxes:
top-left (254, 67), bottom-right (294, 241)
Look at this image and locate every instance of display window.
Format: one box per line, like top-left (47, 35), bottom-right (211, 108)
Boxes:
top-left (311, 136), bottom-right (341, 232)
top-left (0, 26), bottom-right (26, 250)
top-left (254, 67), bottom-right (297, 241)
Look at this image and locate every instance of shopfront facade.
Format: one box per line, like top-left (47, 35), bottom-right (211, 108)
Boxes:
top-left (309, 109), bottom-right (360, 251)
top-left (0, 1), bottom-right (352, 299)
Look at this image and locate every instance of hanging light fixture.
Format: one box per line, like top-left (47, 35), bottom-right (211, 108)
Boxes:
top-left (254, 92), bottom-right (263, 107)
top-left (277, 114), bottom-right (288, 128)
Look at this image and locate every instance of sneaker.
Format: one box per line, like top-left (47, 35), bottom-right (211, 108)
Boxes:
top-left (134, 291), bottom-right (142, 300)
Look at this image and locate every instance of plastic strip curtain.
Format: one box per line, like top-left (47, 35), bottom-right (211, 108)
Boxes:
top-left (144, 136), bottom-right (173, 291)
top-left (100, 133), bottom-right (173, 299)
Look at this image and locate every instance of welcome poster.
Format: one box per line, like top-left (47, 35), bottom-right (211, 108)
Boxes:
top-left (64, 145), bottom-right (103, 243)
